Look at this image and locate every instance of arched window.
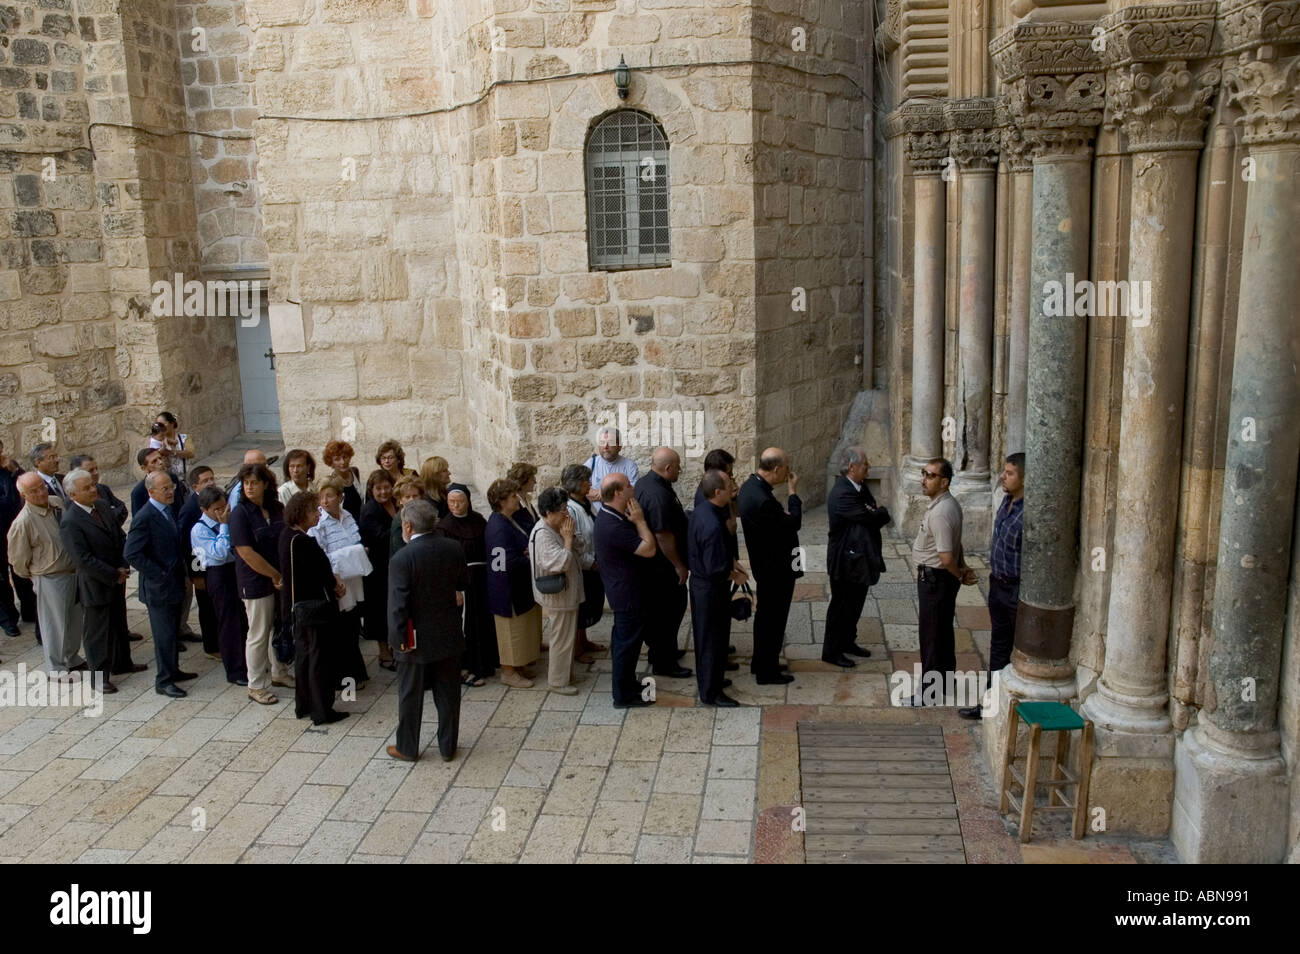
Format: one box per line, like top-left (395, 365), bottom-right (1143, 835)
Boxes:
top-left (585, 110), bottom-right (670, 269)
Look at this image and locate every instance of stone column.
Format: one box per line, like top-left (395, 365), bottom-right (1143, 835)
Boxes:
top-left (1173, 15), bottom-right (1300, 863)
top-left (946, 99), bottom-right (1000, 545)
top-left (1080, 4), bottom-right (1221, 837)
top-left (982, 23), bottom-right (1105, 771)
top-left (999, 107), bottom-right (1034, 460)
top-left (899, 103), bottom-right (949, 532)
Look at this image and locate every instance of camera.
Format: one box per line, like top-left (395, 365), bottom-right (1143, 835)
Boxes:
top-left (150, 421), bottom-right (166, 435)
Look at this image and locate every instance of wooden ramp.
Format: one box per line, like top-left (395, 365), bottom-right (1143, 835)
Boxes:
top-left (798, 722), bottom-right (965, 864)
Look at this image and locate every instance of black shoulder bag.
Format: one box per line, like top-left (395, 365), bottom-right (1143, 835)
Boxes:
top-left (290, 534), bottom-right (338, 633)
top-left (531, 529), bottom-right (568, 595)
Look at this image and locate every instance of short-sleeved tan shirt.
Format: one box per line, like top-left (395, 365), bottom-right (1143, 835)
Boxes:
top-left (911, 491), bottom-right (963, 569)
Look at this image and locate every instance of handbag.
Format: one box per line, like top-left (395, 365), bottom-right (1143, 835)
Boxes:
top-left (530, 529), bottom-right (567, 595)
top-left (290, 533), bottom-right (338, 631)
top-left (730, 581), bottom-right (753, 621)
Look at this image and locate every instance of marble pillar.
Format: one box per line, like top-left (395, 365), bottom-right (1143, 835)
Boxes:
top-left (1173, 33), bottom-right (1300, 864)
top-left (1000, 116), bottom-right (1034, 461)
top-left (947, 101), bottom-right (999, 545)
top-left (899, 104), bottom-right (950, 534)
top-left (983, 23), bottom-right (1104, 772)
top-left (1082, 6), bottom-right (1222, 837)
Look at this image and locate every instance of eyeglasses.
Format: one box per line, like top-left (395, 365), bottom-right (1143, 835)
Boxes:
top-left (921, 470), bottom-right (942, 480)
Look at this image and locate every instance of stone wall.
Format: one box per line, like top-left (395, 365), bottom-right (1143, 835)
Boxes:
top-left (252, 0), bottom-right (870, 499)
top-left (177, 0), bottom-right (265, 270)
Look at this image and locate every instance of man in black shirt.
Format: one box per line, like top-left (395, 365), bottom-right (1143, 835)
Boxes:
top-left (737, 447), bottom-right (801, 685)
top-left (593, 473), bottom-right (658, 708)
top-left (633, 447), bottom-right (691, 679)
top-left (689, 470), bottom-right (748, 707)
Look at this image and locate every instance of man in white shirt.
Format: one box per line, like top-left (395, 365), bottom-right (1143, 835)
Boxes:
top-left (583, 427), bottom-right (639, 514)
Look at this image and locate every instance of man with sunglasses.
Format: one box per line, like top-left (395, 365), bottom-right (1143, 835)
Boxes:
top-left (911, 458), bottom-right (975, 706)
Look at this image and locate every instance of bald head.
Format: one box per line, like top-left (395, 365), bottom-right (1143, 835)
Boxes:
top-left (16, 471), bottom-right (49, 506)
top-left (243, 449), bottom-right (267, 467)
top-left (650, 447), bottom-right (680, 482)
top-left (145, 470), bottom-right (170, 491)
top-left (757, 447), bottom-right (790, 486)
top-left (600, 472), bottom-right (631, 508)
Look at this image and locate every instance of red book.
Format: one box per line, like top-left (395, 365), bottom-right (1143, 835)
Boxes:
top-left (400, 619), bottom-right (416, 653)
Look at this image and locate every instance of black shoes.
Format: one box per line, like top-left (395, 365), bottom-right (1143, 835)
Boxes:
top-left (112, 663), bottom-right (148, 675)
top-left (722, 679), bottom-right (733, 688)
top-left (755, 672), bottom-right (795, 685)
top-left (229, 677), bottom-right (248, 686)
top-left (613, 697), bottom-right (653, 709)
top-left (652, 665), bottom-right (693, 679)
top-left (728, 644), bottom-right (736, 654)
top-left (156, 684), bottom-right (186, 698)
top-left (314, 711), bottom-right (350, 726)
top-left (129, 632), bottom-right (144, 642)
top-left (958, 705), bottom-right (983, 719)
top-left (675, 649), bottom-right (687, 661)
top-left (822, 653), bottom-right (857, 667)
top-left (844, 644), bottom-right (872, 658)
top-left (725, 662), bottom-right (739, 671)
top-left (175, 670), bottom-right (198, 681)
top-left (440, 748), bottom-right (457, 763)
top-left (100, 681), bottom-right (118, 694)
top-left (705, 693), bottom-right (741, 707)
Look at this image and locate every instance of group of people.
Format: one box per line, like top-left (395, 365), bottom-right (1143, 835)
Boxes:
top-left (0, 408), bottom-right (1026, 763)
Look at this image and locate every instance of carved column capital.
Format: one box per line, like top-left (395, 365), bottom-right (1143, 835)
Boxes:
top-left (996, 96), bottom-right (1035, 172)
top-left (944, 98), bottom-right (999, 171)
top-left (891, 101), bottom-right (950, 175)
top-left (992, 21), bottom-right (1105, 160)
top-left (1219, 0), bottom-right (1300, 55)
top-left (1223, 45), bottom-right (1300, 146)
top-left (1096, 4), bottom-right (1221, 152)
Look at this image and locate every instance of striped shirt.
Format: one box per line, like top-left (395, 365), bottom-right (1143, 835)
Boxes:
top-left (990, 494), bottom-right (1023, 581)
top-left (308, 507), bottom-right (361, 556)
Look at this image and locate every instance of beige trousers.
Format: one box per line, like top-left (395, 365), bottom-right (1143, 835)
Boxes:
top-left (243, 594), bottom-right (289, 691)
top-left (546, 607), bottom-right (578, 689)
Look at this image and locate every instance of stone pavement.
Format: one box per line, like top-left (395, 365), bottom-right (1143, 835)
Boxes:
top-left (0, 505), bottom-right (1174, 863)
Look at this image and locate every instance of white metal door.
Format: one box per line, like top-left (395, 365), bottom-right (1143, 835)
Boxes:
top-left (236, 302), bottom-right (281, 432)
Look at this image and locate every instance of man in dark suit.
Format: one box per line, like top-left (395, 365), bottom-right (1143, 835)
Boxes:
top-left (825, 447), bottom-right (891, 666)
top-left (60, 469), bottom-right (144, 694)
top-left (688, 470), bottom-right (749, 707)
top-left (737, 447), bottom-right (801, 685)
top-left (387, 498), bottom-right (468, 763)
top-left (633, 447), bottom-right (692, 678)
top-left (129, 447), bottom-right (185, 519)
top-left (125, 471), bottom-right (196, 698)
top-left (69, 453), bottom-right (143, 656)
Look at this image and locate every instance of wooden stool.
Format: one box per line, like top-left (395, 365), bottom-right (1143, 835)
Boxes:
top-left (998, 698), bottom-right (1095, 843)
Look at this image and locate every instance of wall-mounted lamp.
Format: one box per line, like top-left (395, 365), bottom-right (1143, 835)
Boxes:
top-left (614, 55), bottom-right (630, 100)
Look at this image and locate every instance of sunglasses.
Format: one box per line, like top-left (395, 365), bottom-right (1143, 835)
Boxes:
top-left (921, 470), bottom-right (942, 480)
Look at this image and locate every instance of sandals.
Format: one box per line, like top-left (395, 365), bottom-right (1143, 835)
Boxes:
top-left (248, 688), bottom-right (278, 705)
top-left (462, 673), bottom-right (486, 688)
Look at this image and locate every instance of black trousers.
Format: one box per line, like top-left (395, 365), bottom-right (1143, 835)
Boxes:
top-left (146, 599), bottom-right (182, 689)
top-left (610, 609), bottom-right (646, 705)
top-left (645, 575), bottom-right (687, 670)
top-left (987, 576), bottom-right (1018, 687)
top-left (12, 564), bottom-right (36, 622)
top-left (81, 601), bottom-right (113, 679)
top-left (294, 623), bottom-right (338, 723)
top-left (394, 655), bottom-right (460, 759)
top-left (917, 570), bottom-right (960, 687)
top-left (751, 571), bottom-right (795, 676)
top-left (206, 563), bottom-right (247, 682)
top-left (0, 544), bottom-right (19, 632)
top-left (335, 607), bottom-right (369, 687)
top-left (690, 576), bottom-right (731, 702)
top-left (109, 583), bottom-right (133, 673)
top-left (194, 583), bottom-right (219, 654)
top-left (824, 576), bottom-right (869, 658)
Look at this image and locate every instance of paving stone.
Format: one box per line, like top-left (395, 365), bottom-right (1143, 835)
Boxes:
top-left (541, 764), bottom-right (606, 816)
top-left (641, 792), bottom-right (701, 837)
top-left (28, 820), bottom-right (111, 864)
top-left (385, 754), bottom-right (461, 813)
top-left (60, 720), bottom-right (135, 761)
top-left (653, 751), bottom-right (708, 795)
top-left (523, 710), bottom-right (579, 751)
top-left (307, 735), bottom-right (385, 786)
top-left (243, 750), bottom-right (325, 805)
top-left (520, 812), bottom-right (589, 864)
top-left (613, 707), bottom-right (669, 761)
top-left (406, 831), bottom-right (471, 863)
top-left (294, 820), bottom-right (369, 863)
top-left (456, 727), bottom-right (526, 788)
top-left (691, 853), bottom-right (748, 863)
top-left (97, 794), bottom-right (189, 850)
top-left (328, 757), bottom-right (410, 822)
top-left (258, 784), bottom-right (345, 846)
top-left (695, 818), bottom-right (751, 856)
top-left (348, 853), bottom-right (402, 863)
top-left (0, 802), bottom-right (33, 836)
top-left (176, 770), bottom-right (260, 831)
top-left (79, 737), bottom-right (164, 781)
top-left (884, 624), bottom-right (919, 651)
top-left (3, 757), bottom-right (89, 804)
top-left (564, 723), bottom-right (621, 766)
top-left (663, 708), bottom-right (714, 753)
top-left (599, 760), bottom-right (655, 802)
top-left (185, 802), bottom-right (278, 864)
top-left (582, 799), bottom-right (645, 855)
top-left (712, 706), bottom-right (761, 746)
top-left (576, 852), bottom-right (632, 863)
top-left (464, 786), bottom-right (546, 863)
top-left (635, 833), bottom-right (692, 864)
top-left (504, 747), bottom-right (564, 789)
top-left (239, 844), bottom-right (299, 864)
top-left (357, 811), bottom-right (428, 857)
top-left (426, 786), bottom-right (496, 835)
top-left (707, 745), bottom-right (758, 780)
top-left (578, 692), bottom-right (627, 726)
top-left (74, 847), bottom-right (135, 864)
top-left (490, 688), bottom-right (546, 727)
top-left (128, 824), bottom-right (205, 864)
top-left (702, 778), bottom-right (756, 822)
top-left (154, 740), bottom-right (247, 798)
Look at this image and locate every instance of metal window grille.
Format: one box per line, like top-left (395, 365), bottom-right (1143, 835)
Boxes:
top-left (586, 111), bottom-right (670, 269)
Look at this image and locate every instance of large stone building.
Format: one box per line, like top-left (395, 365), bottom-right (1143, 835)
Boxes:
top-left (1, 0), bottom-right (1296, 862)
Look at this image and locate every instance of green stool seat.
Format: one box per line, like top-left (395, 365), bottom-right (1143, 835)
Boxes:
top-left (1014, 701), bottom-right (1085, 732)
